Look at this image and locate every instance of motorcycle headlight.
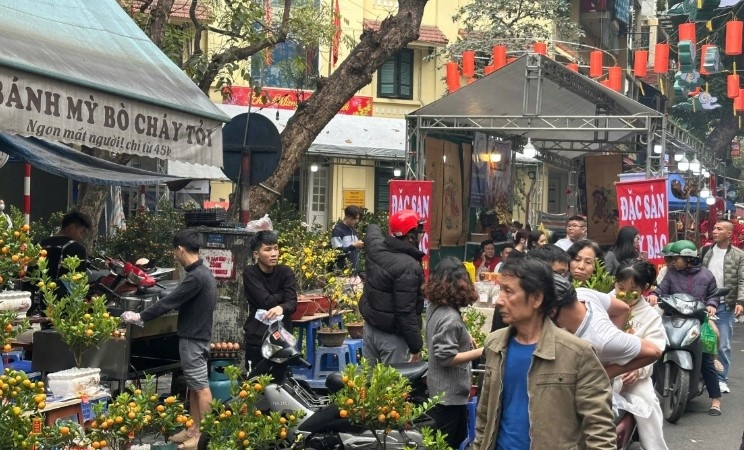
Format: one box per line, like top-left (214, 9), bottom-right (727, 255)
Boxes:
top-left (675, 300), bottom-right (697, 315)
top-left (681, 323), bottom-right (701, 347)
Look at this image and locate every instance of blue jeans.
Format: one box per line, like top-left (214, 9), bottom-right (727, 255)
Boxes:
top-left (717, 304), bottom-right (734, 382)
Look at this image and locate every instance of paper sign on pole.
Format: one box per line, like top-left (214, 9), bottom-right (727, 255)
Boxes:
top-left (615, 178), bottom-right (669, 264)
top-left (389, 180), bottom-right (433, 277)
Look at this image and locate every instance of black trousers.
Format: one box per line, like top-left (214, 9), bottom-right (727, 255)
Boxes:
top-left (701, 353), bottom-right (721, 398)
top-left (428, 403), bottom-right (468, 449)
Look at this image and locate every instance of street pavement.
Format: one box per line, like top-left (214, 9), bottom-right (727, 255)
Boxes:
top-left (661, 321), bottom-right (744, 449)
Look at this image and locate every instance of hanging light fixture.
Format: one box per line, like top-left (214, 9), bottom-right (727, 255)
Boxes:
top-left (310, 163), bottom-right (319, 172)
top-left (703, 169), bottom-right (710, 178)
top-left (690, 156), bottom-right (701, 174)
top-left (653, 144), bottom-right (663, 154)
top-left (523, 138), bottom-right (537, 158)
top-left (490, 152), bottom-right (502, 163)
top-left (707, 196), bottom-right (717, 205)
top-left (393, 168), bottom-right (402, 177)
top-left (674, 152), bottom-right (684, 162)
top-left (699, 186), bottom-right (711, 198)
top-left (678, 156), bottom-right (690, 172)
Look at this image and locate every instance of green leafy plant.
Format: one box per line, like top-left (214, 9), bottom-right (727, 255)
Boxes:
top-left (98, 200), bottom-right (185, 266)
top-left (355, 208), bottom-right (389, 273)
top-left (39, 257), bottom-right (120, 368)
top-left (462, 306), bottom-right (487, 348)
top-left (0, 368), bottom-right (48, 450)
top-left (331, 358), bottom-right (451, 450)
top-left (277, 222), bottom-right (342, 293)
top-left (199, 365), bottom-right (303, 450)
top-left (29, 210), bottom-right (66, 245)
top-left (572, 260), bottom-right (615, 293)
top-left (87, 384), bottom-right (155, 450)
top-left (0, 206), bottom-right (44, 289)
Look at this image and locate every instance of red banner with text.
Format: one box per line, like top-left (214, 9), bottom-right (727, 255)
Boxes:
top-left (615, 178), bottom-right (669, 265)
top-left (389, 180), bottom-right (433, 278)
top-left (226, 86), bottom-right (373, 116)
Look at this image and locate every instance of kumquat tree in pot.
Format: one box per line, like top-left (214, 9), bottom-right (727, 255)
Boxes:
top-left (331, 358), bottom-right (453, 450)
top-left (198, 365), bottom-right (304, 450)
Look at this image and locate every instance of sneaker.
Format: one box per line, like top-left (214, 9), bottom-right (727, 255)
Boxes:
top-left (714, 359), bottom-right (725, 373)
top-left (719, 381), bottom-right (731, 393)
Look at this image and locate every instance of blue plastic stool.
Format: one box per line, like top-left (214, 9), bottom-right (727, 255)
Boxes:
top-left (314, 346), bottom-right (352, 378)
top-left (2, 350), bottom-right (23, 364)
top-left (459, 395), bottom-right (478, 450)
top-left (343, 339), bottom-right (363, 365)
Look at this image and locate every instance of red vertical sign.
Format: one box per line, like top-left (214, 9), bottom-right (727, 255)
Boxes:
top-left (389, 180), bottom-right (433, 277)
top-left (615, 178), bottom-right (669, 264)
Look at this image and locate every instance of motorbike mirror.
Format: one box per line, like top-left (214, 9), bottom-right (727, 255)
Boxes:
top-left (713, 287), bottom-right (730, 298)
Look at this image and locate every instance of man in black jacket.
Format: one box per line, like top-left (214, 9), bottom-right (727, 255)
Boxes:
top-left (359, 209), bottom-right (425, 365)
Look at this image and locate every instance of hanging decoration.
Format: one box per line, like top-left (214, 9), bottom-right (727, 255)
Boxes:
top-left (679, 22), bottom-right (696, 41)
top-left (726, 19), bottom-right (743, 55)
top-left (608, 66), bottom-right (622, 91)
top-left (700, 45), bottom-right (722, 74)
top-left (492, 46), bottom-right (507, 70)
top-left (673, 90), bottom-right (721, 112)
top-left (633, 50), bottom-right (648, 77)
top-left (446, 61), bottom-right (461, 92)
top-left (673, 70), bottom-right (702, 99)
top-left (462, 51), bottom-right (476, 78)
top-left (589, 50), bottom-right (603, 78)
top-left (678, 40), bottom-right (697, 73)
top-left (654, 43), bottom-right (670, 73)
top-left (534, 42), bottom-right (547, 55)
top-left (735, 88), bottom-right (744, 111)
top-left (727, 74), bottom-right (740, 99)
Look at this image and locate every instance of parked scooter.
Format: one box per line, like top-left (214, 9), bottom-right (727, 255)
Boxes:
top-left (198, 323), bottom-right (432, 450)
top-left (654, 288), bottom-right (729, 423)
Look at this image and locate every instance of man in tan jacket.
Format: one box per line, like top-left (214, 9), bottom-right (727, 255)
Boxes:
top-left (473, 257), bottom-right (615, 450)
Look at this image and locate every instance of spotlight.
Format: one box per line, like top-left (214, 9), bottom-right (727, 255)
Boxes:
top-left (310, 163), bottom-right (319, 172)
top-left (393, 168), bottom-right (402, 177)
top-left (523, 138), bottom-right (537, 158)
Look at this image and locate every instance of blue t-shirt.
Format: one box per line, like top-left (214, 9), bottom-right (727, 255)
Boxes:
top-left (496, 337), bottom-right (536, 450)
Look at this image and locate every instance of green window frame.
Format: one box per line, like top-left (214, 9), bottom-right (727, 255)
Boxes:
top-left (377, 49), bottom-right (414, 100)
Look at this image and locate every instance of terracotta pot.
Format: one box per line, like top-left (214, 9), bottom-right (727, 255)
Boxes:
top-left (318, 329), bottom-right (348, 347)
top-left (346, 322), bottom-right (364, 339)
top-left (291, 299), bottom-right (319, 320)
top-left (299, 294), bottom-right (330, 313)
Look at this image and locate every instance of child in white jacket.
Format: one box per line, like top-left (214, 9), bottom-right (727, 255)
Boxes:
top-left (612, 261), bottom-right (669, 450)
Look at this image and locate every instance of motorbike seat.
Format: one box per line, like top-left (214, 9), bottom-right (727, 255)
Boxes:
top-left (389, 362), bottom-right (428, 380)
top-left (87, 269), bottom-right (111, 284)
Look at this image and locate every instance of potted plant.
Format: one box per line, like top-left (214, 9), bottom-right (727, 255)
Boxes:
top-left (339, 281), bottom-right (364, 339)
top-left (330, 358), bottom-right (451, 450)
top-left (199, 365), bottom-right (304, 450)
top-left (316, 275), bottom-right (355, 347)
top-left (87, 383), bottom-right (154, 450)
top-left (0, 367), bottom-right (48, 449)
top-left (36, 420), bottom-right (91, 450)
top-left (0, 205), bottom-right (44, 314)
top-left (38, 256), bottom-right (120, 368)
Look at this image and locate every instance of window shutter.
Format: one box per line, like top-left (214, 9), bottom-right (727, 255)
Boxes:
top-left (379, 60), bottom-right (396, 96)
top-left (399, 50), bottom-right (413, 98)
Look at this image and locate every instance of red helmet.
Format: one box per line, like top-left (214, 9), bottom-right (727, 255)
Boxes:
top-left (389, 209), bottom-right (425, 237)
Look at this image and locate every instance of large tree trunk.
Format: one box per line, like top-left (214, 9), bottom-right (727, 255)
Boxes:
top-left (245, 0), bottom-right (429, 217)
top-left (148, 0), bottom-right (176, 48)
top-left (705, 115), bottom-right (737, 160)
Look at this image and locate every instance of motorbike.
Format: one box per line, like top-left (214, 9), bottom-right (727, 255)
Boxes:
top-left (653, 287), bottom-right (729, 423)
top-left (88, 256), bottom-right (177, 312)
top-left (198, 323), bottom-right (432, 450)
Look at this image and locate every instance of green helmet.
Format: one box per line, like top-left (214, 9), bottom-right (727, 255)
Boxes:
top-left (669, 239), bottom-right (698, 258)
top-left (660, 243), bottom-right (674, 257)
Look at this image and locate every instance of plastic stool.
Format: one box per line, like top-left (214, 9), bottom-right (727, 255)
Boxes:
top-left (2, 350), bottom-right (23, 364)
top-left (459, 395), bottom-right (478, 450)
top-left (314, 346), bottom-right (352, 378)
top-left (343, 339), bottom-right (363, 365)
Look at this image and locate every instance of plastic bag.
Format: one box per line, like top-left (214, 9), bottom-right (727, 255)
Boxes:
top-left (701, 317), bottom-right (718, 355)
top-left (245, 214), bottom-right (273, 232)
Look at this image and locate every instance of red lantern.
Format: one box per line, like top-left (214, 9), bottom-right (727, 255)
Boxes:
top-left (566, 63), bottom-right (579, 72)
top-left (727, 74), bottom-right (740, 98)
top-left (699, 44), bottom-right (712, 75)
top-left (462, 51), bottom-right (476, 78)
top-left (735, 88), bottom-right (744, 111)
top-left (534, 42), bottom-right (547, 55)
top-left (492, 46), bottom-right (507, 69)
top-left (634, 50), bottom-right (648, 77)
top-left (678, 23), bottom-right (696, 42)
top-left (484, 65), bottom-right (496, 75)
top-left (608, 66), bottom-right (622, 91)
top-left (446, 61), bottom-right (461, 92)
top-left (654, 43), bottom-right (670, 74)
top-left (726, 20), bottom-right (743, 56)
top-left (600, 79), bottom-right (611, 87)
top-left (589, 50), bottom-right (603, 78)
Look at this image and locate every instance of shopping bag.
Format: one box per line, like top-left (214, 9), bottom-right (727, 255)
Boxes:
top-left (701, 317), bottom-right (718, 355)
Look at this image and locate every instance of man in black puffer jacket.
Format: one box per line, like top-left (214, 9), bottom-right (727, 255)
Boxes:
top-left (359, 209), bottom-right (425, 365)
